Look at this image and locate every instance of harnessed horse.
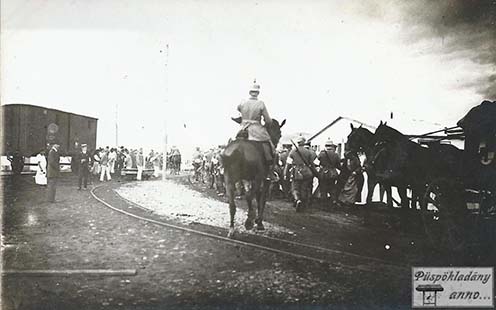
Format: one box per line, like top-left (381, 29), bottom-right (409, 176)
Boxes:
top-left (346, 124), bottom-right (407, 207)
top-left (221, 118), bottom-right (286, 238)
top-left (370, 121), bottom-right (462, 209)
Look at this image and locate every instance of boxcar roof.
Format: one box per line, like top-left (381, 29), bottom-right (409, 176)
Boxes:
top-left (1, 103), bottom-right (98, 120)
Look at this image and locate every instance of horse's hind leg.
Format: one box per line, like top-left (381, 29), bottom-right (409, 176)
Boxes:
top-left (384, 185), bottom-right (393, 208)
top-left (243, 180), bottom-right (255, 230)
top-left (225, 175), bottom-right (237, 238)
top-left (366, 174), bottom-right (376, 205)
top-left (255, 180), bottom-right (268, 231)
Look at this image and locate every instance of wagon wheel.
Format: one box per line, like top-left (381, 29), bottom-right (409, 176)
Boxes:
top-left (422, 179), bottom-right (467, 254)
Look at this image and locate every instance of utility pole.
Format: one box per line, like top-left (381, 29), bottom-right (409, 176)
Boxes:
top-left (115, 103), bottom-right (119, 146)
top-left (162, 44), bottom-right (169, 180)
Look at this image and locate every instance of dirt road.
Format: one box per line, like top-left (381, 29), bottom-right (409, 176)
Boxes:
top-left (1, 175), bottom-right (423, 309)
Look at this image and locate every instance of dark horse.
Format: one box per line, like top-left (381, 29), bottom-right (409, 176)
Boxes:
top-left (222, 118), bottom-right (286, 238)
top-left (370, 121), bottom-right (462, 209)
top-left (346, 124), bottom-right (405, 207)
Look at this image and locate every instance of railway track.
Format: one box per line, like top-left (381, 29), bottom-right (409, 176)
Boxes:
top-left (90, 183), bottom-right (409, 274)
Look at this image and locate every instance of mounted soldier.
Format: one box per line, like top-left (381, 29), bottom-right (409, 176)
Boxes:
top-left (222, 81), bottom-right (286, 237)
top-left (236, 81), bottom-right (276, 181)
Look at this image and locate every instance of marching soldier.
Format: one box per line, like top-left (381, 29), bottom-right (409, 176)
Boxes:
top-left (317, 140), bottom-right (341, 204)
top-left (279, 146), bottom-right (292, 199)
top-left (284, 137), bottom-right (317, 212)
top-left (192, 147), bottom-right (203, 182)
top-left (136, 148), bottom-right (144, 181)
top-left (212, 145), bottom-right (226, 196)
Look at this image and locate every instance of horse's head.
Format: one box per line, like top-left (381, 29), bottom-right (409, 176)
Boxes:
top-left (374, 121), bottom-right (405, 144)
top-left (265, 119), bottom-right (286, 146)
top-left (347, 123), bottom-right (375, 153)
top-left (368, 121), bottom-right (411, 181)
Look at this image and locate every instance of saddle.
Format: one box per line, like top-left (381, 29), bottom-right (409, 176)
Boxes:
top-left (236, 128), bottom-right (249, 140)
top-left (232, 131), bottom-right (274, 163)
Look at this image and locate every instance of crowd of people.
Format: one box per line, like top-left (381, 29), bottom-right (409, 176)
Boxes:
top-left (68, 145), bottom-right (166, 188)
top-left (26, 81), bottom-right (365, 210)
top-left (29, 143), bottom-right (179, 202)
top-left (190, 137), bottom-right (364, 211)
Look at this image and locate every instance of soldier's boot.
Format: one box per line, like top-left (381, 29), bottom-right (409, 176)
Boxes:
top-left (295, 199), bottom-right (303, 212)
top-left (293, 190), bottom-right (303, 212)
top-left (266, 163), bottom-right (278, 182)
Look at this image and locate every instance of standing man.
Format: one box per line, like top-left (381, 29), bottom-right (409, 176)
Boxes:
top-left (8, 151), bottom-right (24, 176)
top-left (78, 144), bottom-right (91, 190)
top-left (279, 146), bottom-right (292, 199)
top-left (47, 143), bottom-right (61, 203)
top-left (338, 151), bottom-right (364, 207)
top-left (317, 140), bottom-right (341, 204)
top-left (192, 147), bottom-right (203, 181)
top-left (115, 146), bottom-right (125, 179)
top-left (34, 149), bottom-right (47, 186)
top-left (136, 148), bottom-right (144, 181)
top-left (108, 148), bottom-right (117, 175)
top-left (284, 137), bottom-right (317, 212)
top-left (99, 149), bottom-right (111, 182)
top-left (125, 149), bottom-right (133, 169)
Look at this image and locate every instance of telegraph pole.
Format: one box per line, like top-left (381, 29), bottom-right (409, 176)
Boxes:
top-left (115, 103), bottom-right (119, 146)
top-left (162, 44), bottom-right (169, 180)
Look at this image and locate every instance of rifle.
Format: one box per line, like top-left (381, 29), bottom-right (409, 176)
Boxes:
top-left (289, 139), bottom-right (321, 181)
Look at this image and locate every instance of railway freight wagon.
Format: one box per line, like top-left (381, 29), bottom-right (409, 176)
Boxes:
top-left (1, 103), bottom-right (98, 156)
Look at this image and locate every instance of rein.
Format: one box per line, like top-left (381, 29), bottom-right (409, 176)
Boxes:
top-left (371, 142), bottom-right (388, 165)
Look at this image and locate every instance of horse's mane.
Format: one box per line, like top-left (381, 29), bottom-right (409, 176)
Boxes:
top-left (375, 123), bottom-right (408, 142)
top-left (354, 126), bottom-right (374, 136)
top-left (347, 126), bottom-right (375, 152)
top-left (265, 118), bottom-right (281, 129)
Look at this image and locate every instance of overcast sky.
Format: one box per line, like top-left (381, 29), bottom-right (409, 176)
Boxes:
top-left (1, 0), bottom-right (495, 154)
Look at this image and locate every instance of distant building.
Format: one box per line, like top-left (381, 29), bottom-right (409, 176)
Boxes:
top-left (1, 103), bottom-right (98, 156)
top-left (306, 116), bottom-right (376, 157)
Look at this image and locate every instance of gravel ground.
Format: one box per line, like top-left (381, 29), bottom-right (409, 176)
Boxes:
top-left (1, 175), bottom-right (414, 309)
top-left (116, 181), bottom-right (292, 235)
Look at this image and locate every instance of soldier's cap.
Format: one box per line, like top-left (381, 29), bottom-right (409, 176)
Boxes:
top-left (81, 143), bottom-right (87, 147)
top-left (296, 136), bottom-right (306, 145)
top-left (325, 140), bottom-right (336, 147)
top-left (249, 83), bottom-right (260, 93)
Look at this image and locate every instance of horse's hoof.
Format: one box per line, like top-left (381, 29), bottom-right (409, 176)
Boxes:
top-left (244, 220), bottom-right (254, 231)
top-left (256, 223), bottom-right (265, 231)
top-left (227, 228), bottom-right (235, 238)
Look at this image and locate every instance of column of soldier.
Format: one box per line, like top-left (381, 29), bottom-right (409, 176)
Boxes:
top-left (192, 140), bottom-right (363, 211)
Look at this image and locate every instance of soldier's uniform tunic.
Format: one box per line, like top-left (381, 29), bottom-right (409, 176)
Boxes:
top-left (237, 99), bottom-right (272, 142)
top-left (237, 97), bottom-right (275, 162)
top-left (286, 145), bottom-right (317, 208)
top-left (317, 149), bottom-right (341, 201)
